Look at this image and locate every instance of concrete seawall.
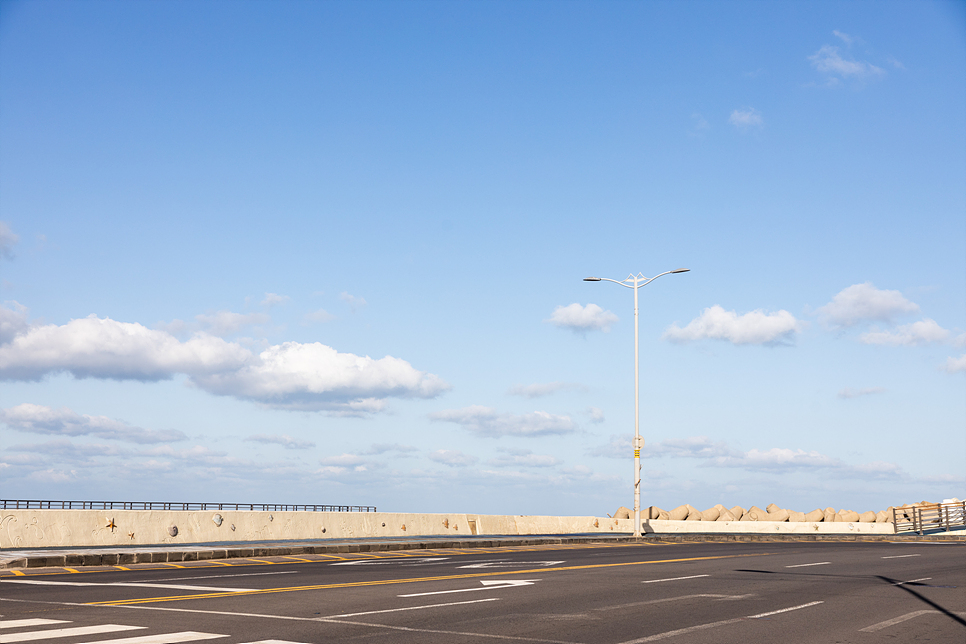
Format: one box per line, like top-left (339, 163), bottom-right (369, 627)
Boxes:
top-left (0, 509), bottom-right (895, 549)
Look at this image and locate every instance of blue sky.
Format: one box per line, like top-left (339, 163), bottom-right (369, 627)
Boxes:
top-left (1, 0), bottom-right (963, 516)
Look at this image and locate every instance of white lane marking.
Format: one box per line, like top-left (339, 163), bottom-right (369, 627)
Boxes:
top-left (642, 575), bottom-right (710, 584)
top-left (860, 610), bottom-right (966, 632)
top-left (1, 580), bottom-right (254, 592)
top-left (0, 622), bottom-right (69, 630)
top-left (398, 579), bottom-right (539, 598)
top-left (331, 557), bottom-right (449, 566)
top-left (325, 597), bottom-right (500, 618)
top-left (881, 554), bottom-right (920, 559)
top-left (458, 561), bottom-right (564, 569)
top-left (616, 601), bottom-right (824, 643)
top-left (137, 571), bottom-right (297, 582)
top-left (238, 641), bottom-right (309, 644)
top-left (74, 633), bottom-right (227, 644)
top-left (0, 624), bottom-right (143, 643)
top-left (0, 599), bottom-right (576, 644)
top-left (747, 601), bottom-right (824, 618)
top-left (784, 562), bottom-right (831, 568)
top-left (891, 577), bottom-right (931, 585)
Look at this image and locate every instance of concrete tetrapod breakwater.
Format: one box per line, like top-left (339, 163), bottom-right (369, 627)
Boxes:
top-left (0, 507), bottom-right (906, 549)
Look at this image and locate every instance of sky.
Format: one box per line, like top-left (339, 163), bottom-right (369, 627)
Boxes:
top-left (1, 0), bottom-right (964, 517)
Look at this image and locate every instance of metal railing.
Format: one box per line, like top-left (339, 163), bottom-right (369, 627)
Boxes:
top-left (0, 500), bottom-right (376, 512)
top-left (893, 501), bottom-right (965, 535)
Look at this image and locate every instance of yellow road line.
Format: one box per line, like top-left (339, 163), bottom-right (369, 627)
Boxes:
top-left (247, 559), bottom-right (274, 564)
top-left (89, 552), bottom-right (772, 606)
top-left (114, 566), bottom-right (131, 571)
top-left (11, 570), bottom-right (25, 576)
top-left (64, 568), bottom-right (80, 573)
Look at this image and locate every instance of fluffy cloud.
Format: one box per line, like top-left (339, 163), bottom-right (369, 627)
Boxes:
top-left (818, 283), bottom-right (919, 327)
top-left (488, 448), bottom-right (560, 468)
top-left (546, 303), bottom-right (618, 333)
top-left (0, 315), bottom-right (448, 413)
top-left (245, 434), bottom-right (316, 449)
top-left (838, 387), bottom-right (885, 399)
top-left (809, 44), bottom-right (884, 81)
top-left (859, 319), bottom-right (951, 346)
top-left (428, 449), bottom-right (478, 467)
top-left (340, 292), bottom-right (367, 310)
top-left (586, 406), bottom-right (605, 424)
top-left (0, 315), bottom-right (249, 381)
top-left (0, 404), bottom-right (186, 443)
top-left (945, 354), bottom-right (966, 374)
top-left (430, 405), bottom-right (577, 437)
top-left (0, 303), bottom-right (29, 344)
top-left (729, 107), bottom-right (763, 129)
top-left (363, 443), bottom-right (419, 455)
top-left (0, 222), bottom-right (18, 260)
top-left (507, 382), bottom-right (583, 398)
top-left (663, 305), bottom-right (801, 345)
top-left (319, 453), bottom-right (369, 466)
top-left (194, 342), bottom-right (449, 413)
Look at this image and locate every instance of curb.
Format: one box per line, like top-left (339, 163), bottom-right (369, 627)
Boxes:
top-left (2, 531), bottom-right (963, 570)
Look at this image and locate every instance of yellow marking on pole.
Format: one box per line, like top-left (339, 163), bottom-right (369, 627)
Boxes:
top-left (89, 552), bottom-right (774, 606)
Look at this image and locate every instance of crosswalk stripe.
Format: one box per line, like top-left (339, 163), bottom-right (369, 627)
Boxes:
top-left (0, 621), bottom-right (69, 630)
top-left (74, 632), bottom-right (228, 644)
top-left (0, 624), bottom-right (143, 643)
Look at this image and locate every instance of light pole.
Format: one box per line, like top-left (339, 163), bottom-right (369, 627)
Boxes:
top-left (584, 268), bottom-right (690, 537)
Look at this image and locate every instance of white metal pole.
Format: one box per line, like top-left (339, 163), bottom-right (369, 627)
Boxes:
top-left (633, 275), bottom-right (641, 538)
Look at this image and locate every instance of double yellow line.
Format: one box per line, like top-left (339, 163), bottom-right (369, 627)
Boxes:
top-left (89, 552), bottom-right (772, 606)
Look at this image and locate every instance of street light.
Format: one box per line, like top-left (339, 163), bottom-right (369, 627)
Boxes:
top-left (584, 268), bottom-right (690, 537)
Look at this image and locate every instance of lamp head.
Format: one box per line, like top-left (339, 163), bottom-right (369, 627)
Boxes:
top-left (670, 268), bottom-right (690, 274)
top-left (583, 277), bottom-right (602, 281)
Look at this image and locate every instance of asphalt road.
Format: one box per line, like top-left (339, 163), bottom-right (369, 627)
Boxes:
top-left (1, 540), bottom-right (964, 643)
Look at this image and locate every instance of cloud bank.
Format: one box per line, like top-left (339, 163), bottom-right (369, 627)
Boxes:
top-left (0, 314), bottom-right (449, 414)
top-left (0, 404), bottom-right (186, 444)
top-left (664, 305), bottom-right (801, 345)
top-left (546, 303), bottom-right (618, 333)
top-left (818, 283), bottom-right (918, 327)
top-left (430, 406), bottom-right (577, 437)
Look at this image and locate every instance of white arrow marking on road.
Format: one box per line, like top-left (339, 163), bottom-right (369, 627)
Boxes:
top-left (398, 579), bottom-right (540, 597)
top-left (458, 560), bottom-right (564, 569)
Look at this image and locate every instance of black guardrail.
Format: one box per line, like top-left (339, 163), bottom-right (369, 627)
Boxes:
top-left (0, 500), bottom-right (376, 512)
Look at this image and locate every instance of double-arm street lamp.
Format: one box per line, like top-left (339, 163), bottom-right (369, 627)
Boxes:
top-left (584, 269), bottom-right (690, 537)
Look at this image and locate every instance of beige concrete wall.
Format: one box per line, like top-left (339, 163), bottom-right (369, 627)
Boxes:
top-left (0, 509), bottom-right (892, 549)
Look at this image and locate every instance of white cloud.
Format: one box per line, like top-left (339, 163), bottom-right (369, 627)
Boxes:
top-left (194, 342), bottom-right (449, 413)
top-left (859, 319), bottom-right (951, 346)
top-left (245, 433), bottom-right (315, 449)
top-left (729, 107), bottom-right (763, 129)
top-left (507, 382), bottom-right (583, 398)
top-left (708, 447), bottom-right (841, 471)
top-left (663, 305), bottom-right (801, 346)
top-left (428, 449), bottom-right (478, 467)
top-left (945, 354), bottom-right (966, 374)
top-left (838, 387), bottom-right (885, 399)
top-left (363, 443), bottom-right (419, 455)
top-left (546, 303), bottom-right (618, 333)
top-left (319, 453), bottom-right (369, 466)
top-left (430, 405), bottom-right (577, 438)
top-left (0, 222), bottom-right (19, 260)
top-left (586, 406), bottom-right (605, 424)
top-left (0, 403), bottom-right (186, 443)
top-left (586, 434), bottom-right (631, 459)
top-left (0, 315), bottom-right (250, 381)
top-left (196, 311), bottom-right (270, 336)
top-left (260, 293), bottom-right (290, 307)
top-left (488, 448), bottom-right (559, 468)
top-left (0, 315), bottom-right (448, 414)
top-left (0, 302), bottom-right (29, 344)
top-left (817, 282), bottom-right (919, 327)
top-left (953, 333), bottom-right (966, 349)
top-left (648, 436), bottom-right (733, 459)
top-left (304, 308), bottom-right (336, 324)
top-left (689, 113), bottom-right (710, 136)
top-left (808, 44), bottom-right (884, 81)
